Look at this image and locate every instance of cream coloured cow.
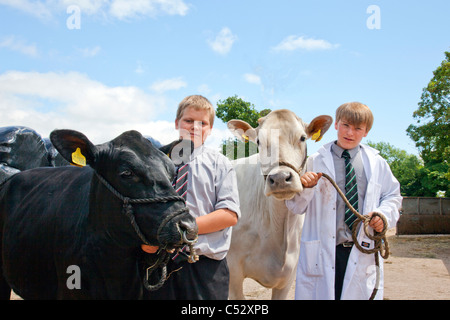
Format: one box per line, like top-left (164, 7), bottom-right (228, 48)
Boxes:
top-left (227, 109), bottom-right (332, 299)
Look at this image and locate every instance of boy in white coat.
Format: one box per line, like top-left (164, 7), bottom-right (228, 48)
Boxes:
top-left (286, 102), bottom-right (402, 300)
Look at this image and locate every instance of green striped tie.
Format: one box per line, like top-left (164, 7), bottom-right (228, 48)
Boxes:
top-left (342, 150), bottom-right (358, 229)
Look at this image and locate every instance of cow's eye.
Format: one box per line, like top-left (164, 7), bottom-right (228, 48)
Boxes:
top-left (120, 170), bottom-right (134, 178)
top-left (300, 136), bottom-right (306, 142)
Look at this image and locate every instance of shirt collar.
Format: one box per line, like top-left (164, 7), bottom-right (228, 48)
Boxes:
top-left (331, 140), bottom-right (360, 159)
top-left (189, 144), bottom-right (206, 162)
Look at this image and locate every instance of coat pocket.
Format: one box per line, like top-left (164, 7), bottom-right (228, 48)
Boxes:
top-left (300, 240), bottom-right (323, 277)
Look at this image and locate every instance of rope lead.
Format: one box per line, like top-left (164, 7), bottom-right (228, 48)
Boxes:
top-left (320, 172), bottom-right (390, 300)
top-left (93, 171), bottom-right (195, 291)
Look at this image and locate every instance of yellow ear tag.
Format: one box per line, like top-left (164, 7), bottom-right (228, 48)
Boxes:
top-left (241, 134), bottom-right (249, 143)
top-left (71, 148), bottom-right (86, 167)
top-left (311, 129), bottom-right (322, 142)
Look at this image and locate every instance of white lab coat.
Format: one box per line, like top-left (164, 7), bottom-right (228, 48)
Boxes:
top-left (286, 142), bottom-right (402, 300)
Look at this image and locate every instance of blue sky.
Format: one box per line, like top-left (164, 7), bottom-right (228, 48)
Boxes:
top-left (0, 0), bottom-right (449, 156)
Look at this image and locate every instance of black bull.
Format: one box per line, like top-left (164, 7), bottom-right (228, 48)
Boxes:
top-left (0, 129), bottom-right (197, 299)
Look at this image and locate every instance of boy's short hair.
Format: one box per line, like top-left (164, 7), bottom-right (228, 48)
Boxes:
top-left (176, 95), bottom-right (215, 127)
top-left (335, 102), bottom-right (373, 132)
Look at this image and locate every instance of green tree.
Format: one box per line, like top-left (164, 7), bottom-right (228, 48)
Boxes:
top-left (216, 95), bottom-right (268, 127)
top-left (406, 51), bottom-right (450, 196)
top-left (222, 137), bottom-right (259, 161)
top-left (216, 95), bottom-right (272, 159)
top-left (259, 108), bottom-right (272, 118)
top-left (367, 141), bottom-right (424, 196)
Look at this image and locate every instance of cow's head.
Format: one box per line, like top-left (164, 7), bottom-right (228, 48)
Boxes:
top-left (228, 109), bottom-right (332, 200)
top-left (50, 129), bottom-right (198, 250)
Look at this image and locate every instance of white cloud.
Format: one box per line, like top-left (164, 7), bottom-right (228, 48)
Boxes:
top-left (0, 0), bottom-right (190, 21)
top-left (205, 126), bottom-right (234, 150)
top-left (0, 0), bottom-right (53, 20)
top-left (135, 61), bottom-right (145, 74)
top-left (77, 45), bottom-right (101, 57)
top-left (272, 35), bottom-right (339, 52)
top-left (243, 73), bottom-right (261, 85)
top-left (109, 0), bottom-right (189, 20)
top-left (150, 77), bottom-right (187, 93)
top-left (197, 84), bottom-right (211, 96)
top-left (207, 27), bottom-right (237, 55)
top-left (0, 70), bottom-right (178, 144)
top-left (0, 71), bottom-right (232, 150)
top-left (0, 35), bottom-right (38, 57)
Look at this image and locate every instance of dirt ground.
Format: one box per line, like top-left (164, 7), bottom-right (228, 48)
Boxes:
top-left (9, 229), bottom-right (450, 300)
top-left (243, 229), bottom-right (450, 300)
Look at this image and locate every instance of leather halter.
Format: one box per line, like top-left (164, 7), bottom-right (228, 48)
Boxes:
top-left (262, 155), bottom-right (307, 181)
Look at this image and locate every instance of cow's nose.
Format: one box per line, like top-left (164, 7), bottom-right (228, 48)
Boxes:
top-left (268, 171), bottom-right (292, 187)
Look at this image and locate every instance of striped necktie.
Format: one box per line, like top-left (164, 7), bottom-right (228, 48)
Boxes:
top-left (342, 150), bottom-right (358, 229)
top-left (173, 163), bottom-right (189, 199)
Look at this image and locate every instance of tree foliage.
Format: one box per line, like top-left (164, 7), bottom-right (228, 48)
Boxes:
top-left (216, 95), bottom-right (271, 160)
top-left (407, 51), bottom-right (450, 162)
top-left (367, 141), bottom-right (424, 196)
top-left (406, 51), bottom-right (450, 196)
top-left (216, 95), bottom-right (266, 128)
top-left (221, 137), bottom-right (258, 160)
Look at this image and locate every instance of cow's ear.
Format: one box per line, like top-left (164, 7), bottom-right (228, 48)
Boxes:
top-left (227, 120), bottom-right (257, 143)
top-left (159, 139), bottom-right (181, 157)
top-left (159, 139), bottom-right (194, 165)
top-left (306, 115), bottom-right (333, 142)
top-left (50, 129), bottom-right (97, 167)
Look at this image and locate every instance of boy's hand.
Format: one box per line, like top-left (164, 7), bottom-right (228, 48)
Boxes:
top-left (368, 212), bottom-right (385, 233)
top-left (300, 172), bottom-right (322, 188)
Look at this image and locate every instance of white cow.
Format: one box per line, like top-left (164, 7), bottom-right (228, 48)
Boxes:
top-left (227, 109), bottom-right (332, 299)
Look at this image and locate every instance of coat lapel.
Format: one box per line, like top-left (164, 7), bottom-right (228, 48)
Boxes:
top-left (317, 142), bottom-right (335, 178)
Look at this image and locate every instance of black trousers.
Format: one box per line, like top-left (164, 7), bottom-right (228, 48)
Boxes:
top-left (145, 255), bottom-right (229, 300)
top-left (335, 244), bottom-right (353, 300)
